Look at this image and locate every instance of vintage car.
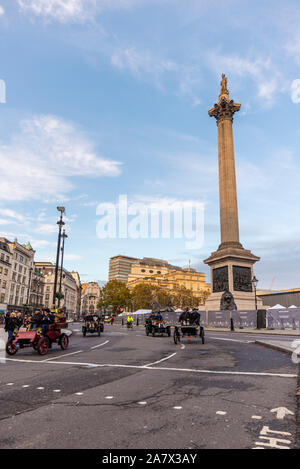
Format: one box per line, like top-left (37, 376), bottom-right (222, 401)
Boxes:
top-left (145, 318), bottom-right (171, 337)
top-left (173, 323), bottom-right (205, 344)
top-left (6, 320), bottom-right (72, 356)
top-left (82, 315), bottom-right (103, 337)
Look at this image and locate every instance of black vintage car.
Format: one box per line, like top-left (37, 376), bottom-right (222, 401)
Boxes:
top-left (82, 315), bottom-right (104, 337)
top-left (145, 317), bottom-right (171, 337)
top-left (173, 323), bottom-right (204, 344)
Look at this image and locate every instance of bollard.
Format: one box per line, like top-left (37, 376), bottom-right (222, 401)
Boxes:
top-left (136, 318), bottom-right (139, 327)
top-left (122, 318), bottom-right (124, 326)
top-left (230, 318), bottom-right (234, 331)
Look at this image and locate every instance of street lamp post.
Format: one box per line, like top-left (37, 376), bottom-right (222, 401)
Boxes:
top-left (58, 229), bottom-right (68, 308)
top-left (252, 276), bottom-right (258, 311)
top-left (52, 206), bottom-right (65, 308)
top-left (26, 267), bottom-right (33, 306)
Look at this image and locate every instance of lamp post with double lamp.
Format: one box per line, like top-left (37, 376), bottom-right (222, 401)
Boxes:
top-left (252, 275), bottom-right (258, 311)
top-left (25, 267), bottom-right (33, 313)
top-left (52, 206), bottom-right (65, 309)
top-left (58, 229), bottom-right (68, 308)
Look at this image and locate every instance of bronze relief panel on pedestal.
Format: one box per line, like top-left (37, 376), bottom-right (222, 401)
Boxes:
top-left (213, 266), bottom-right (229, 293)
top-left (233, 265), bottom-right (252, 292)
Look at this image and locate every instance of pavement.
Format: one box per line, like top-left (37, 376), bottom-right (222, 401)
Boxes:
top-left (205, 327), bottom-right (300, 336)
top-left (0, 324), bottom-right (299, 449)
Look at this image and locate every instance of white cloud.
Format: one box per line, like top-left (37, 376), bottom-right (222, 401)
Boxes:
top-left (34, 224), bottom-right (58, 234)
top-left (0, 114), bottom-right (122, 201)
top-left (0, 6), bottom-right (5, 16)
top-left (0, 208), bottom-right (26, 222)
top-left (0, 219), bottom-right (14, 225)
top-left (18, 0), bottom-right (162, 23)
top-left (111, 47), bottom-right (178, 88)
top-left (64, 253), bottom-right (82, 260)
top-left (291, 79), bottom-right (300, 103)
top-left (18, 0), bottom-right (96, 23)
top-left (207, 51), bottom-right (283, 103)
top-left (111, 46), bottom-right (203, 105)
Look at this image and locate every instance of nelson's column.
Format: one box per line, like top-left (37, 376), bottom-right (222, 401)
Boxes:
top-left (204, 74), bottom-right (261, 311)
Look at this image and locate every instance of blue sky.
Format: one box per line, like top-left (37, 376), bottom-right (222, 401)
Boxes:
top-left (0, 0), bottom-right (300, 290)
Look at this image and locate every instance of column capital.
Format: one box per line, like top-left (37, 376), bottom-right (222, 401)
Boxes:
top-left (208, 97), bottom-right (241, 123)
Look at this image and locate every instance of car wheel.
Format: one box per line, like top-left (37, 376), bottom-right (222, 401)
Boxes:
top-left (6, 339), bottom-right (18, 355)
top-left (37, 337), bottom-right (49, 355)
top-left (60, 334), bottom-right (69, 350)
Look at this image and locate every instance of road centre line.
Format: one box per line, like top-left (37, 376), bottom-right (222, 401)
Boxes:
top-left (3, 357), bottom-right (297, 378)
top-left (143, 353), bottom-right (177, 367)
top-left (42, 350), bottom-right (83, 362)
top-left (90, 340), bottom-right (110, 350)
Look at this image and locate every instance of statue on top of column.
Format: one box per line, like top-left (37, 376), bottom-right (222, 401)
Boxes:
top-left (220, 73), bottom-right (229, 98)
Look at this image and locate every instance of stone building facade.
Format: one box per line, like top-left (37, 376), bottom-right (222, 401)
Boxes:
top-left (127, 268), bottom-right (211, 305)
top-left (0, 238), bottom-right (35, 311)
top-left (35, 262), bottom-right (80, 318)
top-left (80, 282), bottom-right (101, 315)
top-left (0, 239), bottom-right (12, 310)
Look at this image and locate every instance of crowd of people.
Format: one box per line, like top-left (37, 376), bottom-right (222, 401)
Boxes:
top-left (3, 308), bottom-right (66, 340)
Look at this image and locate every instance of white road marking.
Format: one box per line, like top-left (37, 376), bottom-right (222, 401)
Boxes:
top-left (252, 416), bottom-right (262, 420)
top-left (105, 396), bottom-right (114, 399)
top-left (90, 340), bottom-right (110, 350)
top-left (22, 385), bottom-right (30, 388)
top-left (138, 401), bottom-right (147, 405)
top-left (173, 406), bottom-right (182, 410)
top-left (3, 358), bottom-right (297, 378)
top-left (42, 350), bottom-right (83, 362)
top-left (270, 407), bottom-right (294, 420)
top-left (216, 411), bottom-right (227, 415)
top-left (180, 344), bottom-right (185, 350)
top-left (53, 389), bottom-right (61, 393)
top-left (6, 383), bottom-right (14, 386)
top-left (144, 352), bottom-right (177, 367)
top-left (75, 392), bottom-right (83, 396)
top-left (208, 336), bottom-right (253, 344)
top-left (254, 426), bottom-right (292, 449)
top-left (37, 387), bottom-right (44, 390)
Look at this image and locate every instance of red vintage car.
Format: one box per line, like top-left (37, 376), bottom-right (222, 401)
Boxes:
top-left (6, 321), bottom-right (71, 356)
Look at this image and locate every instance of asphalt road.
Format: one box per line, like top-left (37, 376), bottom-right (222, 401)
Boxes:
top-left (0, 324), bottom-right (299, 449)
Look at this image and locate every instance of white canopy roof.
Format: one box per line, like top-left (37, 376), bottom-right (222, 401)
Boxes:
top-left (133, 309), bottom-right (152, 315)
top-left (269, 304), bottom-right (285, 309)
top-left (288, 305), bottom-right (298, 308)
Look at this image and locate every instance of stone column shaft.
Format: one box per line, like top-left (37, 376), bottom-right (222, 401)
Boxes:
top-left (218, 117), bottom-right (239, 246)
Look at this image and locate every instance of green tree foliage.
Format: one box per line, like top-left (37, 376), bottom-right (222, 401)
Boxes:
top-left (131, 283), bottom-right (154, 310)
top-left (172, 286), bottom-right (199, 309)
top-left (97, 280), bottom-right (131, 314)
top-left (130, 283), bottom-right (201, 310)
